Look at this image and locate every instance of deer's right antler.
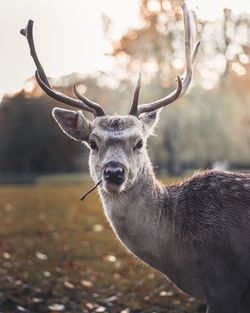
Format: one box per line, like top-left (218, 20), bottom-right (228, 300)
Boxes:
top-left (20, 20), bottom-right (106, 117)
top-left (129, 3), bottom-right (200, 116)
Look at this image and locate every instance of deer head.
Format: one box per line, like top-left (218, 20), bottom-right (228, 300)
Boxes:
top-left (20, 4), bottom-right (199, 195)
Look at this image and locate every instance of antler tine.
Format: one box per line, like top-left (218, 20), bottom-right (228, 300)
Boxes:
top-left (135, 3), bottom-right (199, 116)
top-left (179, 4), bottom-right (199, 96)
top-left (20, 20), bottom-right (50, 87)
top-left (129, 72), bottom-right (142, 116)
top-left (137, 76), bottom-right (183, 115)
top-left (192, 41), bottom-right (200, 64)
top-left (35, 71), bottom-right (94, 114)
top-left (20, 20), bottom-right (104, 117)
top-left (73, 85), bottom-right (105, 117)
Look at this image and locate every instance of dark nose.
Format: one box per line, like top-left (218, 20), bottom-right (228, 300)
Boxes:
top-left (103, 162), bottom-right (125, 185)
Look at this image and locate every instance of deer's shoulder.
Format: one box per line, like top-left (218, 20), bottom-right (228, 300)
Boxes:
top-left (165, 169), bottom-right (250, 239)
top-left (172, 169), bottom-right (250, 194)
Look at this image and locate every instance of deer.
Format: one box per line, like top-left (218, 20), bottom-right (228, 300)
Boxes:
top-left (20, 4), bottom-right (250, 313)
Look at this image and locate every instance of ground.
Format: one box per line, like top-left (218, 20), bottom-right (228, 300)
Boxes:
top-left (0, 179), bottom-right (206, 313)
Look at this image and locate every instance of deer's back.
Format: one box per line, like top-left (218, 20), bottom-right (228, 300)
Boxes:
top-left (171, 169), bottom-right (250, 239)
top-left (166, 170), bottom-right (250, 294)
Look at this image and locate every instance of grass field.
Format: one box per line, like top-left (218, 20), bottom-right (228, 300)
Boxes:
top-left (0, 181), bottom-right (205, 313)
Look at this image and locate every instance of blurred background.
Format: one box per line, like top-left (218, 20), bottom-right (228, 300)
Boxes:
top-left (0, 0), bottom-right (249, 312)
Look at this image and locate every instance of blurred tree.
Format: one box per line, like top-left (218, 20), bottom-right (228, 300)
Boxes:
top-left (0, 91), bottom-right (87, 174)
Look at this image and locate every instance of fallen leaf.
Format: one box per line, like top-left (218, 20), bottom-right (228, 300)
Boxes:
top-left (48, 304), bottom-right (65, 311)
top-left (95, 306), bottom-right (106, 312)
top-left (81, 280), bottom-right (93, 288)
top-left (93, 224), bottom-right (104, 232)
top-left (105, 295), bottom-right (118, 303)
top-left (103, 255), bottom-right (117, 263)
top-left (120, 309), bottom-right (130, 313)
top-left (36, 252), bottom-right (48, 261)
top-left (160, 291), bottom-right (173, 297)
top-left (64, 281), bottom-right (74, 289)
top-left (85, 303), bottom-right (95, 310)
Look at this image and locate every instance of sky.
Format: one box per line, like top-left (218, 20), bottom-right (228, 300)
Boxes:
top-left (0, 0), bottom-right (250, 100)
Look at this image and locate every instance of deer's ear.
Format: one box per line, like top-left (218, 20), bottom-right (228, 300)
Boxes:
top-left (52, 108), bottom-right (92, 142)
top-left (139, 109), bottom-right (161, 135)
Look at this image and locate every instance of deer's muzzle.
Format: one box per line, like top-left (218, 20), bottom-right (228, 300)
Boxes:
top-left (103, 162), bottom-right (125, 186)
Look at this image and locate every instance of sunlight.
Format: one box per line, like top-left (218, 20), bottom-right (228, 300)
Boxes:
top-left (23, 80), bottom-right (35, 93)
top-left (147, 0), bottom-right (162, 13)
top-left (232, 62), bottom-right (247, 76)
top-left (172, 59), bottom-right (184, 70)
top-left (162, 1), bottom-right (172, 11)
top-left (0, 0), bottom-right (140, 100)
top-left (0, 0), bottom-right (250, 100)
top-left (186, 0), bottom-right (250, 20)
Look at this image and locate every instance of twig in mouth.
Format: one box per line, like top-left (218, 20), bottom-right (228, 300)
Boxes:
top-left (80, 180), bottom-right (102, 201)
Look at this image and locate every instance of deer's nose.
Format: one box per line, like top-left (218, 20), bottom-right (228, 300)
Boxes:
top-left (103, 162), bottom-right (125, 185)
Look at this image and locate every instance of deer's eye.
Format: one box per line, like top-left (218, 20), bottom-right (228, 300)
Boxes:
top-left (135, 139), bottom-right (143, 150)
top-left (89, 140), bottom-right (98, 150)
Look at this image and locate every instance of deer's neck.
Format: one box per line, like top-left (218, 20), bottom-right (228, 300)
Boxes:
top-left (98, 159), bottom-right (203, 297)
top-left (99, 157), bottom-right (170, 270)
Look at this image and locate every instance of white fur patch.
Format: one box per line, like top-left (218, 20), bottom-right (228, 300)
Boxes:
top-left (92, 127), bottom-right (143, 141)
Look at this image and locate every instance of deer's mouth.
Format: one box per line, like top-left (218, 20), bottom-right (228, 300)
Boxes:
top-left (103, 181), bottom-right (125, 193)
